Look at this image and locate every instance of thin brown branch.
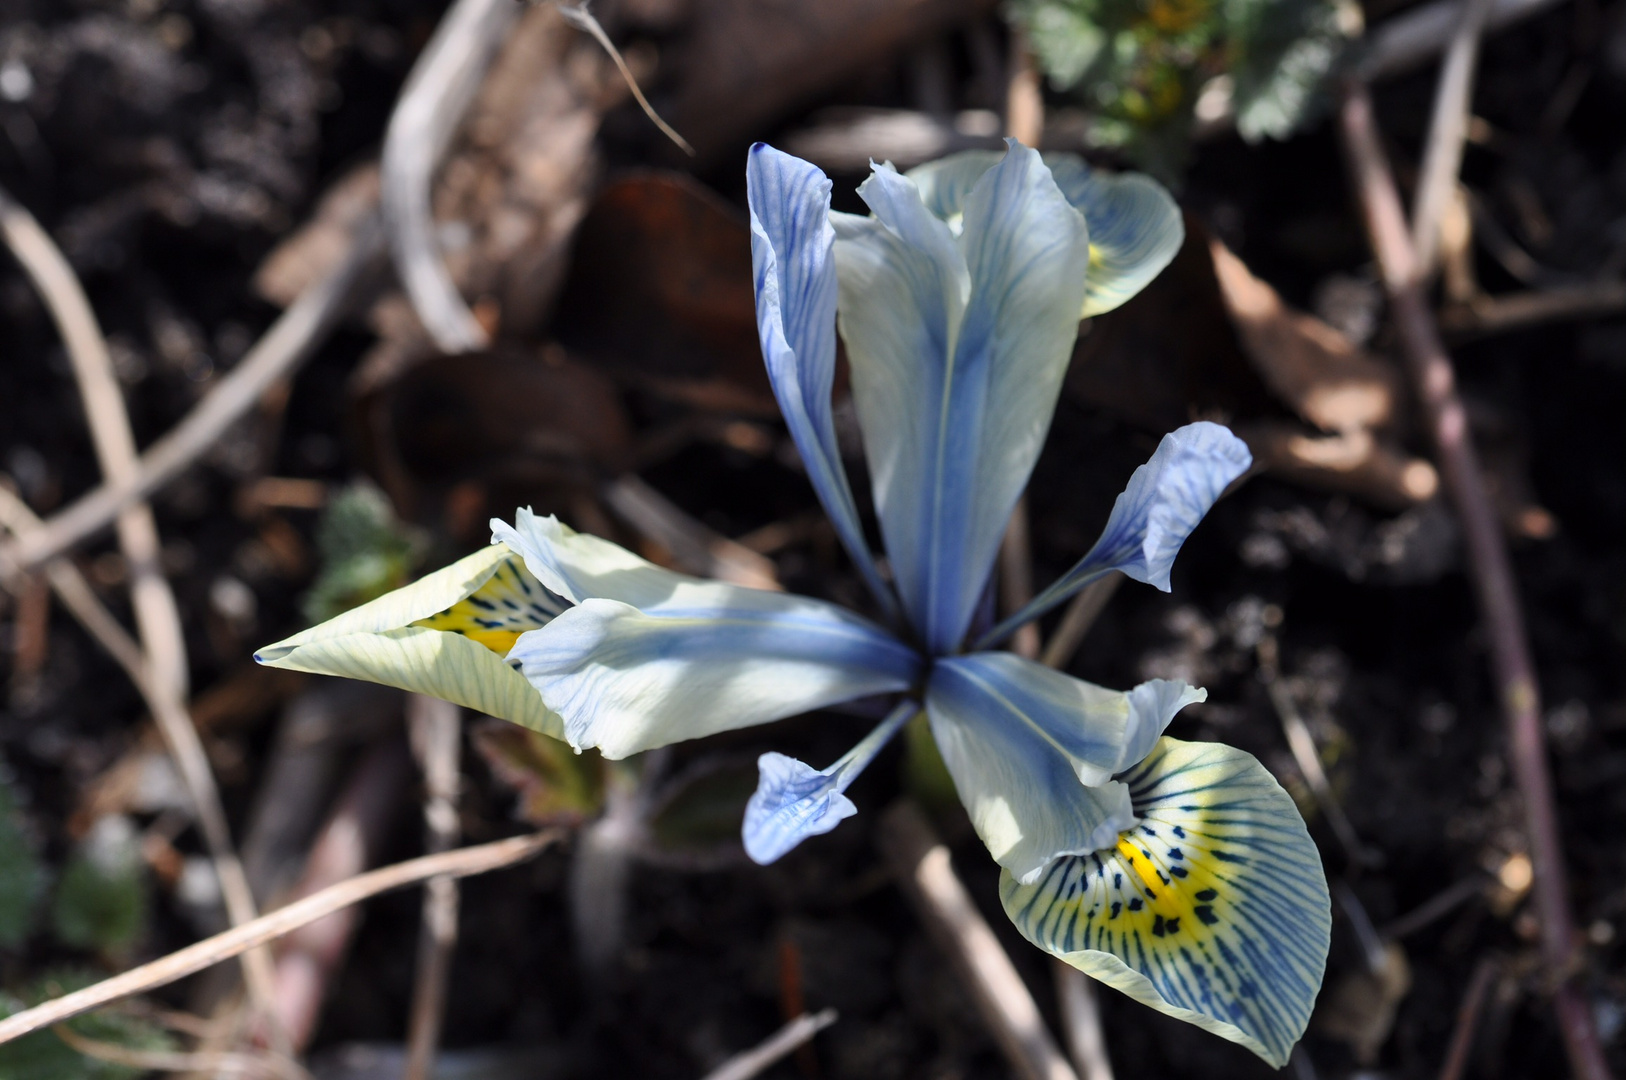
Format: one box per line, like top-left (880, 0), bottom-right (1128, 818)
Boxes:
top-left (699, 1009), bottom-right (839, 1080)
top-left (602, 475), bottom-right (781, 590)
top-left (0, 189), bottom-right (277, 1019)
top-left (0, 215), bottom-right (384, 580)
top-left (1258, 634), bottom-right (1377, 868)
top-left (999, 500), bottom-right (1042, 660)
top-left (51, 1023), bottom-right (311, 1080)
top-left (404, 696), bottom-right (463, 1080)
top-left (1437, 958), bottom-right (1499, 1080)
top-left (381, 0), bottom-right (516, 352)
top-left (1337, 81), bottom-right (1612, 1080)
top-left (1410, 0), bottom-right (1496, 275)
top-left (0, 831), bottom-right (562, 1048)
top-left (1039, 575), bottom-right (1123, 671)
top-left (1439, 281), bottom-right (1626, 338)
top-left (879, 801), bottom-right (1078, 1080)
top-left (556, 3), bottom-right (696, 156)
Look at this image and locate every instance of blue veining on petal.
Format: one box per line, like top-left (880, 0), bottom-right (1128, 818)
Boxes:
top-left (743, 700), bottom-right (917, 863)
top-left (747, 145), bottom-right (897, 616)
top-left (976, 422), bottom-right (1252, 650)
top-left (833, 142), bottom-right (1090, 652)
top-left (510, 596), bottom-right (920, 759)
top-left (999, 737), bottom-right (1331, 1068)
top-left (925, 653), bottom-right (1202, 883)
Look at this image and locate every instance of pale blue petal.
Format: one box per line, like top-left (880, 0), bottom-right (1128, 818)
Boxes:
top-left (747, 145), bottom-right (896, 615)
top-left (743, 700), bottom-right (917, 863)
top-left (834, 142), bottom-right (1090, 652)
top-left (907, 150), bottom-right (1183, 317)
top-left (1044, 157), bottom-right (1184, 317)
top-left (509, 595), bottom-right (920, 759)
top-left (925, 653), bottom-right (1204, 883)
top-left (976, 422), bottom-right (1252, 651)
top-left (1000, 737), bottom-right (1331, 1068)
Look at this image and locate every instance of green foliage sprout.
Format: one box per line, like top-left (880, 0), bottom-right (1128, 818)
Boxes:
top-left (1010, 0), bottom-right (1352, 177)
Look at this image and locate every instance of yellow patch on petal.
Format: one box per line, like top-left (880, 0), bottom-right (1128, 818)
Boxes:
top-left (411, 553), bottom-right (565, 656)
top-left (1001, 738), bottom-right (1330, 1068)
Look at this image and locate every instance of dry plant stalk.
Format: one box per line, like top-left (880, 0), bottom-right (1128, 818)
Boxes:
top-left (1336, 81), bottom-right (1613, 1080)
top-left (0, 186), bottom-right (278, 1019)
top-left (0, 831), bottom-right (562, 1047)
top-left (0, 216), bottom-right (385, 580)
top-left (404, 696), bottom-right (464, 1080)
top-left (879, 802), bottom-right (1079, 1080)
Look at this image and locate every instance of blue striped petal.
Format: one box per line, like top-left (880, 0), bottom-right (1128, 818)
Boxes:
top-left (509, 596), bottom-right (920, 760)
top-left (747, 145), bottom-right (896, 615)
top-left (1044, 157), bottom-right (1184, 318)
top-left (999, 738), bottom-right (1331, 1068)
top-left (743, 700), bottom-right (917, 864)
top-left (925, 652), bottom-right (1204, 883)
top-left (907, 150), bottom-right (1183, 316)
top-left (977, 422), bottom-right (1252, 650)
top-left (833, 141), bottom-right (1090, 652)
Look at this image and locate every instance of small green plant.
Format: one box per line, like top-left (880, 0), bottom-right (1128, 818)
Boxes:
top-left (0, 972), bottom-right (173, 1080)
top-left (303, 482), bottom-right (427, 624)
top-left (51, 817), bottom-right (146, 956)
top-left (0, 772), bottom-right (44, 949)
top-left (1012, 0), bottom-right (1353, 177)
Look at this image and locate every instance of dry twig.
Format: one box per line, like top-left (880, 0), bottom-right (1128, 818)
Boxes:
top-left (0, 831), bottom-right (562, 1047)
top-left (0, 187), bottom-right (277, 1019)
top-left (1437, 958), bottom-right (1499, 1080)
top-left (404, 696), bottom-right (464, 1080)
top-left (1337, 81), bottom-right (1612, 1080)
top-left (0, 216), bottom-right (385, 580)
top-left (381, 0), bottom-right (517, 353)
top-left (879, 801), bottom-right (1079, 1080)
top-left (52, 1023), bottom-right (311, 1080)
top-left (1410, 0), bottom-right (1496, 275)
top-left (699, 1010), bottom-right (839, 1080)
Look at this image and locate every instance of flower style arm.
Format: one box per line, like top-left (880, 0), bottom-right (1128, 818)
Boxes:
top-left (1000, 737), bottom-right (1332, 1068)
top-left (497, 511), bottom-right (920, 760)
top-left (834, 142), bottom-right (1091, 653)
top-left (976, 421), bottom-right (1253, 651)
top-left (924, 652), bottom-right (1205, 884)
top-left (743, 699), bottom-right (918, 864)
top-left (747, 144), bottom-right (898, 618)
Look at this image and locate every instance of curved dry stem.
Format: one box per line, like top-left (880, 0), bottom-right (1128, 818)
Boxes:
top-left (381, 0), bottom-right (517, 352)
top-left (0, 216), bottom-right (384, 579)
top-left (0, 185), bottom-right (277, 1019)
top-left (0, 832), bottom-right (562, 1048)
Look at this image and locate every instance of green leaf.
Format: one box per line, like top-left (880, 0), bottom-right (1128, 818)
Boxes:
top-left (0, 971), bottom-right (173, 1080)
top-left (473, 720), bottom-right (606, 825)
top-left (0, 773), bottom-right (44, 948)
top-left (51, 817), bottom-right (146, 955)
top-left (303, 482), bottom-right (427, 624)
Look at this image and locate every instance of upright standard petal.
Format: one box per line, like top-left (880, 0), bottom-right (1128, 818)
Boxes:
top-left (925, 652), bottom-right (1204, 883)
top-left (1000, 738), bottom-right (1331, 1068)
top-left (747, 145), bottom-right (895, 614)
top-left (743, 700), bottom-right (917, 864)
top-left (255, 545), bottom-right (565, 738)
top-left (509, 594), bottom-right (920, 760)
top-left (907, 150), bottom-right (1183, 317)
top-left (834, 142), bottom-right (1090, 652)
top-left (977, 422), bottom-right (1252, 650)
top-left (1044, 157), bottom-right (1184, 318)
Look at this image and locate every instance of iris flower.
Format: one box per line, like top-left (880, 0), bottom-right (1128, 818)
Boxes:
top-left (258, 141), bottom-right (1329, 1066)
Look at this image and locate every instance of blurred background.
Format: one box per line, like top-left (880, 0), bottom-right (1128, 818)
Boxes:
top-left (0, 0), bottom-right (1623, 1077)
